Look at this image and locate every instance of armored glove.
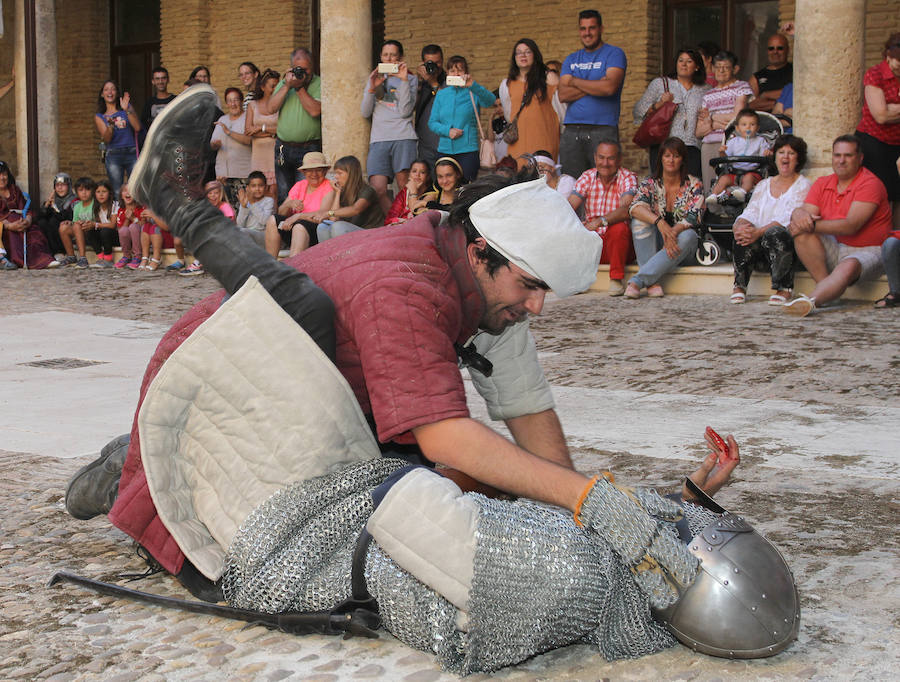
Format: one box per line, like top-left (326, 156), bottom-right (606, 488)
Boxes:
top-left (575, 475), bottom-right (699, 608)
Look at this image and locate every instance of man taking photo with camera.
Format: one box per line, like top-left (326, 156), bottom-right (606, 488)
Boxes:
top-left (268, 48), bottom-right (323, 203)
top-left (414, 44), bottom-right (446, 171)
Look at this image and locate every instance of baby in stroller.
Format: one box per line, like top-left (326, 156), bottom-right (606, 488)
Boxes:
top-left (706, 109), bottom-right (772, 208)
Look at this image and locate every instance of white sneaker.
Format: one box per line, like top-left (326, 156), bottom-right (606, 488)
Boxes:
top-left (732, 188), bottom-right (747, 202)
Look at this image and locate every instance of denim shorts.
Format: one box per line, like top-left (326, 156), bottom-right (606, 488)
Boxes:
top-left (366, 139), bottom-right (418, 179)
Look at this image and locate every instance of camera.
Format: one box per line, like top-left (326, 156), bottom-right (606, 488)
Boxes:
top-left (446, 75), bottom-right (466, 87)
top-left (290, 66), bottom-right (308, 82)
top-left (377, 62), bottom-right (400, 74)
top-left (424, 60), bottom-right (438, 75)
top-left (492, 115), bottom-right (508, 135)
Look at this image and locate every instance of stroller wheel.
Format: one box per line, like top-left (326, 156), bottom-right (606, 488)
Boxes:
top-left (696, 239), bottom-right (721, 266)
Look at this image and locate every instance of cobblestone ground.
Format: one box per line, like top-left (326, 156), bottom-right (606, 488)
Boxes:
top-left (2, 268), bottom-right (898, 680)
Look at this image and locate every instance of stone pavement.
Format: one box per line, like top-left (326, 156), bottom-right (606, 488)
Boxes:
top-left (1, 274), bottom-right (898, 680)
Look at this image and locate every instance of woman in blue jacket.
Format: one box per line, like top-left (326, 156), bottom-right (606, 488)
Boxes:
top-left (428, 55), bottom-right (496, 181)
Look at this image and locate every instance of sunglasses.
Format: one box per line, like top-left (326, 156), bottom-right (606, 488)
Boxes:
top-left (768, 46), bottom-right (786, 51)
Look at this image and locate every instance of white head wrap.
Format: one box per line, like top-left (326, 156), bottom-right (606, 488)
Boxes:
top-left (467, 177), bottom-right (603, 297)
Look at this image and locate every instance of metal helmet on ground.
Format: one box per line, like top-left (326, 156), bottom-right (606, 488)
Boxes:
top-left (655, 478), bottom-right (800, 658)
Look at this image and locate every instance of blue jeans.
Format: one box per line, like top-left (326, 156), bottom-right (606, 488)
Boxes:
top-left (105, 146), bottom-right (137, 198)
top-left (317, 220), bottom-right (363, 243)
top-left (275, 138), bottom-right (322, 205)
top-left (883, 237), bottom-right (900, 293)
top-left (629, 218), bottom-right (698, 288)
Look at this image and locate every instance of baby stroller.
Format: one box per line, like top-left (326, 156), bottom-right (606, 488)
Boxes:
top-left (695, 111), bottom-right (783, 266)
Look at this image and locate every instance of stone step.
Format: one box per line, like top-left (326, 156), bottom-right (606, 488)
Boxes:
top-left (590, 264), bottom-right (888, 302)
top-left (86, 249), bottom-right (889, 302)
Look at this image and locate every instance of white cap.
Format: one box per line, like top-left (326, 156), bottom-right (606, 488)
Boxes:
top-left (467, 177), bottom-right (603, 297)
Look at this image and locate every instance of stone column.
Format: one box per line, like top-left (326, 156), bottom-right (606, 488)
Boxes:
top-left (319, 0), bottom-right (371, 164)
top-left (792, 0), bottom-right (866, 178)
top-left (14, 0), bottom-right (58, 196)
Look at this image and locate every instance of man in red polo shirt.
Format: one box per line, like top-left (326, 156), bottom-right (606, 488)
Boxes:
top-left (785, 134), bottom-right (893, 317)
top-left (568, 141), bottom-right (637, 295)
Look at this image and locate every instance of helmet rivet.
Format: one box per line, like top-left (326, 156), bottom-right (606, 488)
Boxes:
top-left (692, 545), bottom-right (698, 551)
top-left (784, 618), bottom-right (789, 623)
top-left (733, 568), bottom-right (739, 573)
top-left (710, 533), bottom-right (717, 539)
top-left (769, 647), bottom-right (774, 652)
top-left (751, 606), bottom-right (757, 611)
top-left (723, 580), bottom-right (729, 585)
top-left (773, 630), bottom-right (778, 635)
top-left (762, 593), bottom-right (767, 599)
top-left (707, 546), bottom-right (713, 552)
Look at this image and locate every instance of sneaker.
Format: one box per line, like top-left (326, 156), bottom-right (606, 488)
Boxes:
top-left (127, 256), bottom-right (142, 269)
top-left (64, 434), bottom-right (131, 520)
top-left (608, 279), bottom-right (626, 296)
top-left (0, 255), bottom-right (17, 270)
top-left (705, 193), bottom-right (719, 207)
top-left (47, 259), bottom-right (62, 268)
top-left (75, 256), bottom-right (90, 269)
top-left (114, 256), bottom-right (131, 269)
top-left (165, 259), bottom-right (185, 272)
top-left (783, 294), bottom-right (815, 318)
top-left (179, 261), bottom-right (204, 276)
top-left (731, 188), bottom-right (747, 202)
top-left (90, 257), bottom-right (112, 269)
top-left (129, 84), bottom-right (219, 229)
top-left (61, 255), bottom-right (78, 266)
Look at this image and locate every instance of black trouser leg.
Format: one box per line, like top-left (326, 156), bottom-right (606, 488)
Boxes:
top-left (760, 225), bottom-right (795, 291)
top-left (731, 241), bottom-right (757, 289)
top-left (99, 228), bottom-right (118, 255)
top-left (83, 229), bottom-right (102, 255)
top-left (170, 200), bottom-right (336, 362)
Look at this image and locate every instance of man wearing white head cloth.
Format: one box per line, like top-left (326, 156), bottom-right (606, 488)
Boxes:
top-left (68, 90), bottom-right (739, 602)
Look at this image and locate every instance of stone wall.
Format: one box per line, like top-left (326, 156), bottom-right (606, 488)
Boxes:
top-left (56, 0), bottom-right (110, 182)
top-left (161, 0), bottom-right (312, 104)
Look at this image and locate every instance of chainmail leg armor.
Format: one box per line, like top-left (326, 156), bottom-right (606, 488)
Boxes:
top-left (223, 460), bottom-right (722, 674)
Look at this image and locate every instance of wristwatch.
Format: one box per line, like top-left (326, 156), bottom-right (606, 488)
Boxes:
top-left (328, 210), bottom-right (335, 217)
top-left (599, 216), bottom-right (609, 229)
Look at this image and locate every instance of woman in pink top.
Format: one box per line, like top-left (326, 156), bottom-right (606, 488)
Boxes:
top-left (264, 152), bottom-right (333, 258)
top-left (695, 50), bottom-right (753, 192)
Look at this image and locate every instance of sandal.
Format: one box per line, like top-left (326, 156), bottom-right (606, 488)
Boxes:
top-left (623, 282), bottom-right (641, 299)
top-left (146, 257), bottom-right (161, 272)
top-left (768, 290), bottom-right (790, 306)
top-left (730, 289), bottom-right (746, 304)
top-left (873, 292), bottom-right (898, 309)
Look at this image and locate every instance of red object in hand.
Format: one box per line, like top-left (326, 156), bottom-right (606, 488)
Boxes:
top-left (705, 426), bottom-right (733, 465)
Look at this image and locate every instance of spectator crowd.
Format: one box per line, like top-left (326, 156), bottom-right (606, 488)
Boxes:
top-left (1, 11), bottom-right (898, 316)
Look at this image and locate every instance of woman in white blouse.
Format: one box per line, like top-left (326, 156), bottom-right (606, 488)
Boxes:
top-left (730, 135), bottom-right (811, 305)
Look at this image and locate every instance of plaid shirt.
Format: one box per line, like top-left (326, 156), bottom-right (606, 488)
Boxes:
top-left (573, 167), bottom-right (639, 221)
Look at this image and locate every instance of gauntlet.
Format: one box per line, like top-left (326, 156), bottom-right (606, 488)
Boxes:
top-left (576, 475), bottom-right (699, 608)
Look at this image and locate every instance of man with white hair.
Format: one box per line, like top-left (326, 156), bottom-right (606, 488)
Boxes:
top-left (65, 85), bottom-right (737, 602)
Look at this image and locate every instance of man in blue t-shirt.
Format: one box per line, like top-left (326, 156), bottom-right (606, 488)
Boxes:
top-left (557, 9), bottom-right (627, 178)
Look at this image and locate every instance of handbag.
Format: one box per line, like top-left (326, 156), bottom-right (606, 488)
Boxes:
top-left (501, 95), bottom-right (528, 144)
top-left (470, 91), bottom-right (497, 170)
top-left (632, 77), bottom-right (678, 148)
